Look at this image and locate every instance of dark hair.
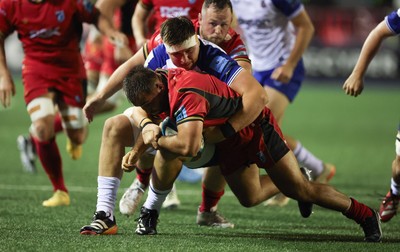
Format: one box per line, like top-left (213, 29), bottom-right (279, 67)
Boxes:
top-left (122, 65), bottom-right (158, 106)
top-left (160, 16), bottom-right (196, 46)
top-left (202, 0), bottom-right (233, 13)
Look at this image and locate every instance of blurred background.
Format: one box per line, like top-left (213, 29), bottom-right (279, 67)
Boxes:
top-left (5, 0), bottom-right (400, 83)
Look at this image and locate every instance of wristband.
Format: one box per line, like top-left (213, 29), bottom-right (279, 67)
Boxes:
top-left (139, 118), bottom-right (153, 131)
top-left (220, 121), bottom-right (236, 139)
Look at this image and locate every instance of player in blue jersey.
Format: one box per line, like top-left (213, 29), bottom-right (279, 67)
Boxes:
top-left (231, 0), bottom-right (336, 206)
top-left (343, 8), bottom-right (400, 223)
top-left (80, 16), bottom-right (267, 235)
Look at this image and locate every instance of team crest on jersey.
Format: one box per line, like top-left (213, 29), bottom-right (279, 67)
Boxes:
top-left (188, 0), bottom-right (197, 4)
top-left (55, 10), bottom-right (65, 22)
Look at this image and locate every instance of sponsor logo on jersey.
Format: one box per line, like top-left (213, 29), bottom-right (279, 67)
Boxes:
top-left (160, 6), bottom-right (190, 18)
top-left (29, 27), bottom-right (61, 39)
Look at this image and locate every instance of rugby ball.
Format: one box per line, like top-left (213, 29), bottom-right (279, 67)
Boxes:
top-left (160, 117), bottom-right (215, 169)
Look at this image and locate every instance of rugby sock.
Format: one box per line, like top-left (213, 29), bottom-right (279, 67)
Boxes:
top-left (136, 167), bottom-right (153, 187)
top-left (32, 136), bottom-right (67, 192)
top-left (390, 178), bottom-right (400, 196)
top-left (293, 142), bottom-right (324, 177)
top-left (143, 180), bottom-right (170, 213)
top-left (343, 197), bottom-right (373, 224)
top-left (199, 184), bottom-right (224, 212)
top-left (54, 113), bottom-right (63, 134)
top-left (96, 176), bottom-right (120, 221)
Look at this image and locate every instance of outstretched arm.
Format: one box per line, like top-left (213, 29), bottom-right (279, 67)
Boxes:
top-left (83, 49), bottom-right (146, 121)
top-left (343, 21), bottom-right (394, 97)
top-left (132, 3), bottom-right (152, 49)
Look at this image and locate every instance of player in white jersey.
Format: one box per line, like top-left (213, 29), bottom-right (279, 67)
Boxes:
top-left (231, 0), bottom-right (336, 206)
top-left (343, 8), bottom-right (400, 222)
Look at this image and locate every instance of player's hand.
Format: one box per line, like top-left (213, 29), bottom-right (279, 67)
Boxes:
top-left (0, 74), bottom-right (15, 108)
top-left (109, 31), bottom-right (129, 49)
top-left (83, 96), bottom-right (106, 123)
top-left (343, 74), bottom-right (364, 97)
top-left (121, 149), bottom-right (140, 172)
top-left (141, 123), bottom-right (161, 149)
top-left (271, 65), bottom-right (294, 84)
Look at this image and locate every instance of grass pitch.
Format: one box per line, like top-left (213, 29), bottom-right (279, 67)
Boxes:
top-left (0, 80), bottom-right (399, 251)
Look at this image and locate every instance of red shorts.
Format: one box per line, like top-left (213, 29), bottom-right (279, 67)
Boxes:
top-left (22, 72), bottom-right (87, 107)
top-left (215, 108), bottom-right (290, 176)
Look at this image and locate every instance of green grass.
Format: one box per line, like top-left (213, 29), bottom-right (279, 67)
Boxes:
top-left (0, 79), bottom-right (399, 251)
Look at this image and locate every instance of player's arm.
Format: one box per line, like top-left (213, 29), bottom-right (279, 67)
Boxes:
top-left (271, 9), bottom-right (314, 83)
top-left (343, 21), bottom-right (394, 97)
top-left (157, 120), bottom-right (204, 158)
top-left (95, 5), bottom-right (128, 47)
top-left (83, 49), bottom-right (146, 121)
top-left (132, 2), bottom-right (152, 49)
top-left (224, 70), bottom-right (268, 136)
top-left (237, 60), bottom-right (252, 72)
top-left (0, 33), bottom-right (15, 108)
top-left (95, 0), bottom-right (126, 22)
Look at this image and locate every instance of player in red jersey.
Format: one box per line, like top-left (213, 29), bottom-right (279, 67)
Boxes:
top-left (132, 0), bottom-right (204, 49)
top-left (84, 0), bottom-right (139, 114)
top-left (0, 0), bottom-right (127, 207)
top-left (123, 65), bottom-right (381, 242)
top-left (120, 0), bottom-right (251, 226)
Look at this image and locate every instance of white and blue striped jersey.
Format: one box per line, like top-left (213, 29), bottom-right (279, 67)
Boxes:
top-left (385, 8), bottom-right (400, 35)
top-left (231, 0), bottom-right (304, 71)
top-left (144, 38), bottom-right (242, 86)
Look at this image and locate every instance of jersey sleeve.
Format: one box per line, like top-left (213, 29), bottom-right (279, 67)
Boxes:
top-left (0, 1), bottom-right (14, 38)
top-left (271, 0), bottom-right (303, 19)
top-left (144, 44), bottom-right (169, 70)
top-left (174, 92), bottom-right (208, 126)
top-left (144, 29), bottom-right (162, 58)
top-left (385, 9), bottom-right (400, 35)
top-left (75, 0), bottom-right (100, 24)
top-left (198, 42), bottom-right (244, 86)
top-left (224, 29), bottom-right (250, 63)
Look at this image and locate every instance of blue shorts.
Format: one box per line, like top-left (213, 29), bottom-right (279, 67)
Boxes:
top-left (253, 59), bottom-right (305, 102)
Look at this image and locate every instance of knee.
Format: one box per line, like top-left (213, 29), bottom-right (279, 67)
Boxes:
top-left (237, 197), bottom-right (260, 208)
top-left (66, 128), bottom-right (86, 145)
top-left (103, 116), bottom-right (129, 140)
top-left (33, 123), bottom-right (54, 142)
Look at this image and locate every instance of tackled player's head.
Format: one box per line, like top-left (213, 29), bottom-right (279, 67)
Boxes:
top-left (160, 16), bottom-right (200, 70)
top-left (123, 66), bottom-right (169, 115)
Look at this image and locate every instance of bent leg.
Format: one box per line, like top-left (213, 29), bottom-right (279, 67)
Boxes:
top-left (224, 164), bottom-right (279, 207)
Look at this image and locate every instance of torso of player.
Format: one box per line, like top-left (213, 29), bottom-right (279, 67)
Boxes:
top-left (140, 0), bottom-right (203, 29)
top-left (0, 0), bottom-right (98, 77)
top-left (231, 0), bottom-right (302, 71)
top-left (162, 68), bottom-right (241, 127)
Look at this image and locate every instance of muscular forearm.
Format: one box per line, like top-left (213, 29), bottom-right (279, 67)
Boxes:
top-left (228, 71), bottom-right (268, 132)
